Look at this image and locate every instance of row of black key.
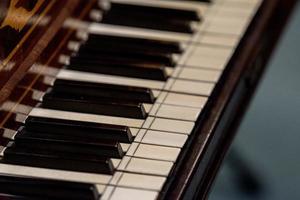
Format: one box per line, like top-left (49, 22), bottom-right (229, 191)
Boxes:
top-left (0, 0), bottom-right (207, 193)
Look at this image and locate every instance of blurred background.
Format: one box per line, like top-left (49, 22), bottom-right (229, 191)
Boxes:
top-left (209, 2), bottom-right (300, 200)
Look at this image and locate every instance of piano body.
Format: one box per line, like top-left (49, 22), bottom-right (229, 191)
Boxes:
top-left (0, 0), bottom-right (297, 199)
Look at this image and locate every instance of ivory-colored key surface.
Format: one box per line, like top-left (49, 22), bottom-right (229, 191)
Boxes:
top-left (170, 79), bottom-right (215, 96)
top-left (198, 33), bottom-right (240, 47)
top-left (185, 54), bottom-right (228, 70)
top-left (116, 172), bottom-right (166, 191)
top-left (89, 23), bottom-right (192, 43)
top-left (130, 143), bottom-right (181, 162)
top-left (178, 68), bottom-right (221, 82)
top-left (183, 45), bottom-right (233, 70)
top-left (190, 46), bottom-right (233, 60)
top-left (150, 118), bottom-right (194, 134)
top-left (157, 92), bottom-right (208, 108)
top-left (110, 187), bottom-right (158, 200)
top-left (154, 104), bottom-right (200, 121)
top-left (119, 157), bottom-right (173, 176)
top-left (140, 130), bottom-right (188, 148)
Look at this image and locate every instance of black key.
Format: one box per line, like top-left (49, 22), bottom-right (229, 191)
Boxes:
top-left (87, 34), bottom-right (183, 54)
top-left (107, 3), bottom-right (201, 22)
top-left (68, 55), bottom-right (169, 81)
top-left (14, 128), bottom-right (124, 158)
top-left (53, 79), bottom-right (155, 104)
top-left (25, 116), bottom-right (133, 143)
top-left (41, 91), bottom-right (147, 119)
top-left (0, 175), bottom-right (98, 200)
top-left (102, 13), bottom-right (195, 33)
top-left (77, 45), bottom-right (176, 67)
top-left (3, 144), bottom-right (114, 174)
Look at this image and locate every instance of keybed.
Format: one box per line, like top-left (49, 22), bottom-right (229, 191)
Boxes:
top-left (0, 0), bottom-right (262, 199)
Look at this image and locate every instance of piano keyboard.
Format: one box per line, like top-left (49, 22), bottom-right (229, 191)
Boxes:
top-left (0, 0), bottom-right (262, 199)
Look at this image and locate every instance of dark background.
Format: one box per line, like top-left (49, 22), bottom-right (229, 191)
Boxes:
top-left (210, 3), bottom-right (300, 200)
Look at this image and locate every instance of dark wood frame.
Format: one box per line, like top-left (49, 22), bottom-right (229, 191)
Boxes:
top-left (160, 0), bottom-right (298, 199)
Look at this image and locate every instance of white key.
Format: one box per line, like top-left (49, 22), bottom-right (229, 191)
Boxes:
top-left (0, 163), bottom-right (111, 184)
top-left (170, 79), bottom-right (215, 96)
top-left (198, 33), bottom-right (240, 47)
top-left (158, 92), bottom-right (207, 108)
top-left (140, 130), bottom-right (188, 148)
top-left (110, 187), bottom-right (158, 200)
top-left (89, 23), bottom-right (191, 43)
top-left (111, 0), bottom-right (207, 15)
top-left (150, 118), bottom-right (194, 134)
top-left (128, 143), bottom-right (180, 162)
top-left (185, 46), bottom-right (232, 70)
top-left (189, 45), bottom-right (233, 60)
top-left (57, 69), bottom-right (165, 90)
top-left (178, 68), bottom-right (221, 82)
top-left (206, 20), bottom-right (249, 36)
top-left (114, 172), bottom-right (166, 191)
top-left (186, 54), bottom-right (228, 70)
top-left (118, 157), bottom-right (173, 176)
top-left (29, 108), bottom-right (144, 128)
top-left (154, 104), bottom-right (200, 121)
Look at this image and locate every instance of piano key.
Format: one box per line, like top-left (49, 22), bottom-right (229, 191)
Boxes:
top-left (0, 163), bottom-right (111, 185)
top-left (150, 118), bottom-right (194, 134)
top-left (139, 130), bottom-right (188, 148)
top-left (86, 34), bottom-right (183, 54)
top-left (198, 33), bottom-right (240, 47)
top-left (112, 172), bottom-right (166, 191)
top-left (111, 0), bottom-right (207, 15)
top-left (52, 79), bottom-right (155, 104)
top-left (89, 23), bottom-right (192, 43)
top-left (189, 45), bottom-right (233, 60)
top-left (169, 79), bottom-right (215, 96)
top-left (108, 187), bottom-right (158, 200)
top-left (153, 104), bottom-right (200, 121)
top-left (102, 12), bottom-right (196, 33)
top-left (0, 175), bottom-right (99, 200)
top-left (118, 157), bottom-right (173, 176)
top-left (14, 128), bottom-right (125, 158)
top-left (25, 116), bottom-right (134, 143)
top-left (68, 56), bottom-right (170, 81)
top-left (157, 92), bottom-right (207, 108)
top-left (3, 144), bottom-right (115, 174)
top-left (41, 91), bottom-right (148, 119)
top-left (127, 143), bottom-right (180, 162)
top-left (185, 54), bottom-right (229, 70)
top-left (29, 108), bottom-right (145, 128)
top-left (107, 2), bottom-right (201, 22)
top-left (178, 67), bottom-right (221, 82)
top-left (57, 69), bottom-right (165, 90)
